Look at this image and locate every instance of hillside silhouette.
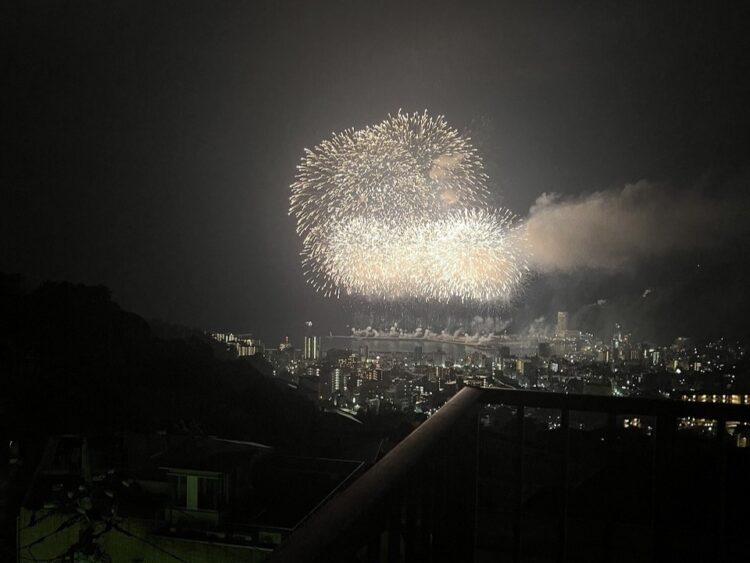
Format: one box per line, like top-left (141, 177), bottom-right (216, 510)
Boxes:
top-left (0, 274), bottom-right (321, 451)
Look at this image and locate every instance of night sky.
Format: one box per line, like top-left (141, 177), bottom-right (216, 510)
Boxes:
top-left (3, 1), bottom-right (749, 343)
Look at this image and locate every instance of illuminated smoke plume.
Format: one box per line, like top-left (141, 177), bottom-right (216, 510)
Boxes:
top-left (525, 180), bottom-right (746, 272)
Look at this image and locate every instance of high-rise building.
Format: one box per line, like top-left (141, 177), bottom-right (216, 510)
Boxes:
top-left (556, 312), bottom-right (568, 337)
top-left (611, 323), bottom-right (623, 359)
top-left (235, 334), bottom-right (263, 357)
top-left (304, 336), bottom-right (320, 361)
top-left (332, 367), bottom-right (344, 392)
top-left (279, 336), bottom-right (292, 351)
top-left (211, 333), bottom-right (264, 357)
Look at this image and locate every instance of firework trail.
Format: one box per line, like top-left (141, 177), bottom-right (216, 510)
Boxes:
top-left (290, 111), bottom-right (528, 303)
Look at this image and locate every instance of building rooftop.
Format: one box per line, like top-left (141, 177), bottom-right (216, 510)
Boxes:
top-left (21, 432), bottom-right (364, 552)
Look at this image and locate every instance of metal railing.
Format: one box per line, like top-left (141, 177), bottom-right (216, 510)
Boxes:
top-left (268, 387), bottom-right (750, 563)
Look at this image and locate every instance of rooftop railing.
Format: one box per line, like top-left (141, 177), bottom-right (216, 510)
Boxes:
top-left (268, 386), bottom-right (750, 563)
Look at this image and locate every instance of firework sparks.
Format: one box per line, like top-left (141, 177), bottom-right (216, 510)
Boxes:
top-left (290, 111), bottom-right (528, 303)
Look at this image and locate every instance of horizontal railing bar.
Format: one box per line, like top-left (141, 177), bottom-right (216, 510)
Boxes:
top-left (479, 388), bottom-right (750, 420)
top-left (268, 386), bottom-right (483, 563)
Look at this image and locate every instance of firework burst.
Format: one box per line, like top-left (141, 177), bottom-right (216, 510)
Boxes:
top-left (290, 111), bottom-right (528, 303)
top-left (323, 209), bottom-right (527, 303)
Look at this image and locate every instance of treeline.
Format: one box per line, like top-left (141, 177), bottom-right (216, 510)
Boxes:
top-left (0, 273), bottom-right (320, 450)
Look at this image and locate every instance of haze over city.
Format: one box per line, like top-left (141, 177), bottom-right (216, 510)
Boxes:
top-left (4, 1), bottom-right (749, 343)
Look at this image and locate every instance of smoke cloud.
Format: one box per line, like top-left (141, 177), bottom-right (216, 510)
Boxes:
top-left (525, 180), bottom-right (746, 272)
top-left (349, 315), bottom-right (512, 344)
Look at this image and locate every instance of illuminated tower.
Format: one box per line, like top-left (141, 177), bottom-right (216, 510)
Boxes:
top-left (332, 367), bottom-right (344, 391)
top-left (304, 336), bottom-right (320, 361)
top-left (556, 312), bottom-right (568, 337)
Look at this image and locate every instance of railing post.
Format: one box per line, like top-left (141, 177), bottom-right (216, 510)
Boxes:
top-left (387, 489), bottom-right (403, 562)
top-left (459, 405), bottom-right (479, 563)
top-left (652, 413), bottom-right (675, 563)
top-left (513, 405), bottom-right (525, 563)
top-left (558, 408), bottom-right (570, 563)
top-left (418, 451), bottom-right (436, 561)
top-left (605, 411), bottom-right (617, 562)
top-left (404, 477), bottom-right (418, 562)
top-left (433, 435), bottom-right (450, 563)
top-left (715, 417), bottom-right (727, 563)
top-left (366, 529), bottom-right (381, 563)
top-left (472, 406), bottom-right (481, 561)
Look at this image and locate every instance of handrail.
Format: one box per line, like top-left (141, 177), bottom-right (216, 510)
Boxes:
top-left (267, 386), bottom-right (483, 562)
top-left (480, 388), bottom-right (750, 420)
top-left (268, 386), bottom-right (750, 562)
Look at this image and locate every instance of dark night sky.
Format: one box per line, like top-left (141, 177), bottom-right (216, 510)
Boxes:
top-left (3, 0), bottom-right (749, 344)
